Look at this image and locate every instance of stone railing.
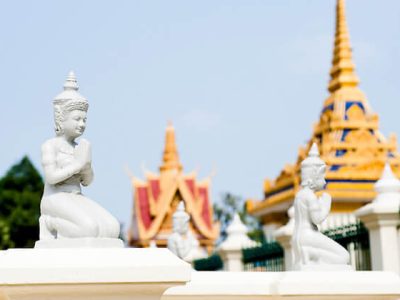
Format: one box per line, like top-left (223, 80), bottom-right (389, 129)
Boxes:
top-left (163, 270), bottom-right (400, 300)
top-left (0, 248), bottom-right (191, 300)
top-left (0, 247), bottom-right (400, 300)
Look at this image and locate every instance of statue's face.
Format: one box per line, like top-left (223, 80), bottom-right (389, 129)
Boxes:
top-left (313, 165), bottom-right (326, 191)
top-left (181, 220), bottom-right (189, 234)
top-left (61, 110), bottom-right (87, 139)
top-left (174, 218), bottom-right (189, 235)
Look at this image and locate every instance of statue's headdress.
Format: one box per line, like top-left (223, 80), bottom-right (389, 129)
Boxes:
top-left (300, 143), bottom-right (326, 186)
top-left (173, 201), bottom-right (190, 222)
top-left (53, 71), bottom-right (89, 135)
top-left (301, 143), bottom-right (325, 169)
top-left (53, 71), bottom-right (88, 111)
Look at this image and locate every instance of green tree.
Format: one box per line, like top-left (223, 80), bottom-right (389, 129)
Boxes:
top-left (0, 156), bottom-right (43, 249)
top-left (213, 193), bottom-right (264, 245)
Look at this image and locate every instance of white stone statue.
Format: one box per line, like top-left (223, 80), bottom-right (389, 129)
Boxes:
top-left (292, 143), bottom-right (350, 270)
top-left (35, 72), bottom-right (121, 248)
top-left (167, 201), bottom-right (205, 262)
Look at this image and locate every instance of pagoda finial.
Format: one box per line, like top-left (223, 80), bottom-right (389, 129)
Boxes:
top-left (160, 122), bottom-right (183, 173)
top-left (327, 0), bottom-right (359, 93)
top-left (374, 163), bottom-right (400, 196)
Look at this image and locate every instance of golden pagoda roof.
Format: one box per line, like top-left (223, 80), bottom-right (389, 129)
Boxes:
top-left (248, 0), bottom-right (400, 218)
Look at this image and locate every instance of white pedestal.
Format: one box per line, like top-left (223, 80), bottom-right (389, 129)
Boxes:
top-left (163, 271), bottom-right (400, 300)
top-left (355, 163), bottom-right (400, 274)
top-left (219, 249), bottom-right (243, 272)
top-left (356, 203), bottom-right (400, 274)
top-left (0, 248), bottom-right (191, 300)
top-left (217, 214), bottom-right (258, 272)
top-left (34, 237), bottom-right (124, 248)
top-left (275, 230), bottom-right (293, 271)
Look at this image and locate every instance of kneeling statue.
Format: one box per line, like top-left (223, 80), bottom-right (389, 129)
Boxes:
top-left (168, 201), bottom-right (206, 262)
top-left (35, 72), bottom-right (121, 248)
top-left (292, 143), bottom-right (350, 270)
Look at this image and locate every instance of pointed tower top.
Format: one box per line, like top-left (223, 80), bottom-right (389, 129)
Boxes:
top-left (160, 122), bottom-right (183, 173)
top-left (219, 213), bottom-right (258, 250)
top-left (374, 163), bottom-right (400, 195)
top-left (327, 0), bottom-right (359, 93)
top-left (63, 71), bottom-right (79, 91)
top-left (226, 213), bottom-right (248, 236)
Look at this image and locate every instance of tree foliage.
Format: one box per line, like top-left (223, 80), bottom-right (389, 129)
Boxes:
top-left (213, 193), bottom-right (264, 244)
top-left (0, 156), bottom-right (43, 249)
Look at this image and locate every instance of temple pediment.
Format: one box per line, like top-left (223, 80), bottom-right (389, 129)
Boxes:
top-left (129, 124), bottom-right (219, 249)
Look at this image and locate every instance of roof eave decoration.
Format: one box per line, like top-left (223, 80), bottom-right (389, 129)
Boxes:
top-left (131, 174), bottom-right (219, 241)
top-left (130, 123), bottom-right (218, 244)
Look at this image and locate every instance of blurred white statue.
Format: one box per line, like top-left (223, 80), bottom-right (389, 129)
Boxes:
top-left (292, 143), bottom-right (350, 270)
top-left (168, 201), bottom-right (206, 262)
top-left (35, 72), bottom-right (121, 247)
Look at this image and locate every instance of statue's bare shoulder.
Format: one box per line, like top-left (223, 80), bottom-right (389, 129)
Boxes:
top-left (41, 137), bottom-right (66, 152)
top-left (41, 138), bottom-right (59, 164)
top-left (295, 187), bottom-right (317, 204)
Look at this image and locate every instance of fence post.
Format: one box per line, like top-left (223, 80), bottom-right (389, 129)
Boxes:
top-left (355, 164), bottom-right (400, 274)
top-left (218, 214), bottom-right (257, 271)
top-left (275, 206), bottom-right (294, 271)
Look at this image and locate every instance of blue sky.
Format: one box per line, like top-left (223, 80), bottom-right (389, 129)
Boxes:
top-left (1, 0), bottom-right (400, 233)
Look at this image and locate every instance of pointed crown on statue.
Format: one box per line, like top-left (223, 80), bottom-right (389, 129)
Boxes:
top-left (300, 143), bottom-right (326, 185)
top-left (53, 71), bottom-right (89, 113)
top-left (173, 201), bottom-right (190, 222)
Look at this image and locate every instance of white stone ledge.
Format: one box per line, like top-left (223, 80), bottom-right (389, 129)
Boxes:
top-left (0, 248), bottom-right (191, 300)
top-left (163, 271), bottom-right (400, 300)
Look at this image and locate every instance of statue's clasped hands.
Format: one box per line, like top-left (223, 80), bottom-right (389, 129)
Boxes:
top-left (74, 139), bottom-right (92, 172)
top-left (320, 192), bottom-right (332, 203)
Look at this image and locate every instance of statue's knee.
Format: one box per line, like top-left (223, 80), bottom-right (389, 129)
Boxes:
top-left (340, 247), bottom-right (350, 264)
top-left (81, 219), bottom-right (99, 237)
top-left (110, 218), bottom-right (120, 238)
top-left (333, 244), bottom-right (350, 264)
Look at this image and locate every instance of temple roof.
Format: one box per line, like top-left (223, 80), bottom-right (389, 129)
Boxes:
top-left (248, 0), bottom-right (400, 218)
top-left (129, 123), bottom-right (219, 246)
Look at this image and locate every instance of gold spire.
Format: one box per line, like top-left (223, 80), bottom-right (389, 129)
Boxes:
top-left (328, 0), bottom-right (359, 93)
top-left (160, 122), bottom-right (183, 172)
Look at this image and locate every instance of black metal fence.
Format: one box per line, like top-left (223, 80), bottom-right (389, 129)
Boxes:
top-left (323, 222), bottom-right (371, 270)
top-left (242, 241), bottom-right (284, 271)
top-left (194, 221), bottom-right (371, 272)
top-left (240, 222), bottom-right (371, 272)
top-left (193, 254), bottom-right (223, 271)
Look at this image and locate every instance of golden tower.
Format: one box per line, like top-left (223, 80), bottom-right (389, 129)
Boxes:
top-left (247, 0), bottom-right (400, 226)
